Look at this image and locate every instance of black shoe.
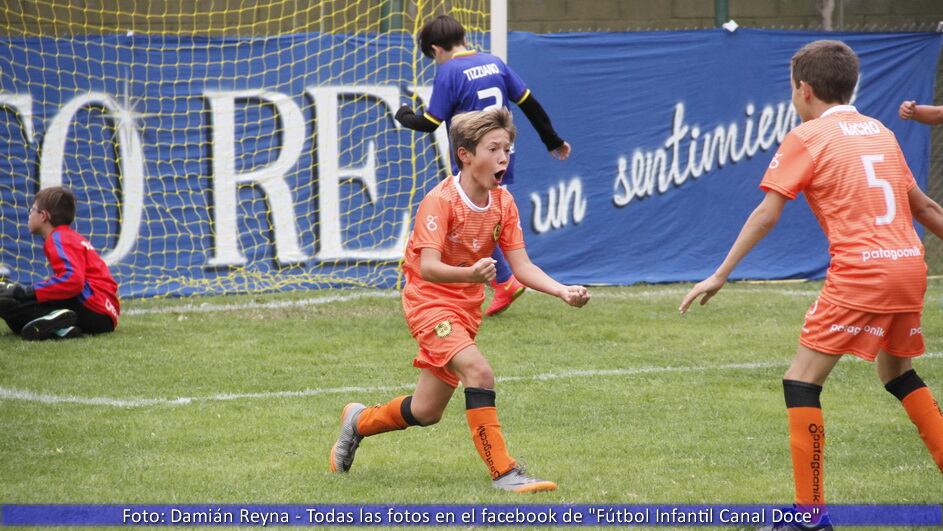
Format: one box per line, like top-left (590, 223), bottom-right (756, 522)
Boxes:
top-left (0, 296), bottom-right (17, 313)
top-left (21, 309), bottom-right (77, 341)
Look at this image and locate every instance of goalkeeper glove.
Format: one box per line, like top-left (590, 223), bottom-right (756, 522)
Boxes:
top-left (0, 282), bottom-right (35, 301)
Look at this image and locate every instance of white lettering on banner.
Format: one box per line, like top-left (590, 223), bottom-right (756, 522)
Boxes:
top-left (530, 177), bottom-right (587, 233)
top-left (205, 90), bottom-right (307, 266)
top-left (0, 93), bottom-right (35, 143)
top-left (39, 91), bottom-right (146, 266)
top-left (613, 101), bottom-right (799, 206)
top-left (307, 85), bottom-right (410, 260)
top-left (10, 85), bottom-right (434, 268)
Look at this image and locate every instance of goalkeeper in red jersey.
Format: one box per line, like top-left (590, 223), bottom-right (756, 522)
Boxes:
top-left (0, 186), bottom-right (120, 340)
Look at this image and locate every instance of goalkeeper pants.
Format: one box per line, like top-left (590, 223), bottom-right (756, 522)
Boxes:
top-left (0, 297), bottom-right (115, 336)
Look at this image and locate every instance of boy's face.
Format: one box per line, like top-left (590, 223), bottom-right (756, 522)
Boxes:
top-left (26, 202), bottom-right (46, 234)
top-left (461, 128), bottom-right (511, 190)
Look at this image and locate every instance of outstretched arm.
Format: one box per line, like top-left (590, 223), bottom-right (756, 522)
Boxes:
top-left (516, 93), bottom-right (570, 160)
top-left (900, 101), bottom-right (943, 125)
top-left (395, 105), bottom-right (440, 133)
top-left (679, 191), bottom-right (788, 314)
top-left (504, 247), bottom-right (589, 307)
top-left (909, 186), bottom-right (943, 240)
top-left (419, 247), bottom-right (496, 284)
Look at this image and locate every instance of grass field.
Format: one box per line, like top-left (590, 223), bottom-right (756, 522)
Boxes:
top-left (1, 281), bottom-right (941, 515)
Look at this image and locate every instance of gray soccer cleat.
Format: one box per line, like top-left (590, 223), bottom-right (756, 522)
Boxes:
top-left (329, 402), bottom-right (366, 473)
top-left (21, 309), bottom-right (77, 341)
top-left (52, 326), bottom-right (82, 339)
top-left (492, 467), bottom-right (557, 493)
top-left (758, 507), bottom-right (832, 531)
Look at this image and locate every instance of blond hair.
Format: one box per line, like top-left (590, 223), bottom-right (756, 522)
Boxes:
top-left (449, 108), bottom-right (517, 169)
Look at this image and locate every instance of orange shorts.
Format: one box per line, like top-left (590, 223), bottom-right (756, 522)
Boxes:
top-left (411, 316), bottom-right (476, 388)
top-left (799, 297), bottom-right (925, 361)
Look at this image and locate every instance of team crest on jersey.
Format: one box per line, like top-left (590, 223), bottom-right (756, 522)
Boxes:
top-left (434, 320), bottom-right (452, 338)
top-left (492, 223), bottom-right (501, 241)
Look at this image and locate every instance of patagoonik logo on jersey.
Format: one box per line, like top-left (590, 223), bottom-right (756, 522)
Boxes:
top-left (492, 223), bottom-right (501, 241)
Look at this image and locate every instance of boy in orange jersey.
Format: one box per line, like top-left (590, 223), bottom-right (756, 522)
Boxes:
top-left (396, 14), bottom-right (572, 317)
top-left (329, 108), bottom-right (589, 492)
top-left (680, 41), bottom-right (943, 530)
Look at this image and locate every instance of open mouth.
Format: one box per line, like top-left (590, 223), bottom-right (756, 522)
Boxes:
top-left (494, 169), bottom-right (506, 182)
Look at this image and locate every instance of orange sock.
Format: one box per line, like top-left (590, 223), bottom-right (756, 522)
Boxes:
top-left (886, 370), bottom-right (943, 471)
top-left (902, 389), bottom-right (943, 470)
top-left (783, 380), bottom-right (826, 508)
top-left (787, 406), bottom-right (825, 507)
top-left (465, 388), bottom-right (516, 479)
top-left (356, 395), bottom-right (411, 437)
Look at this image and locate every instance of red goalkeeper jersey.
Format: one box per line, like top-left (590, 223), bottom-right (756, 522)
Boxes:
top-left (34, 226), bottom-right (120, 326)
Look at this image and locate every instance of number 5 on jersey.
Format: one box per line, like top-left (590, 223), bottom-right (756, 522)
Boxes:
top-left (861, 154), bottom-right (895, 226)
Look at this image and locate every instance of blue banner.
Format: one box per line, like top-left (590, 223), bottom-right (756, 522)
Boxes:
top-left (507, 29), bottom-right (942, 284)
top-left (0, 30), bottom-right (939, 296)
top-left (3, 504), bottom-right (941, 526)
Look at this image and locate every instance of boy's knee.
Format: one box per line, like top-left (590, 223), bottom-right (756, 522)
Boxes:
top-left (461, 361), bottom-right (494, 389)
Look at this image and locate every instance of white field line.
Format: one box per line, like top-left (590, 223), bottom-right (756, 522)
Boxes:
top-left (2, 353), bottom-right (940, 409)
top-left (123, 287), bottom-right (821, 316)
top-left (123, 291), bottom-right (399, 316)
top-left (589, 287), bottom-right (820, 299)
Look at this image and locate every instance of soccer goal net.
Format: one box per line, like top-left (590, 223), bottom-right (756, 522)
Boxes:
top-left (0, 0), bottom-right (496, 297)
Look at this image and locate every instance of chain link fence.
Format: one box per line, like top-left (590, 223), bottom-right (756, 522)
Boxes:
top-left (924, 51), bottom-right (943, 274)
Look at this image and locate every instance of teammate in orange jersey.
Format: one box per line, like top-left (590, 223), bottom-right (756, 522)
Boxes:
top-left (898, 100), bottom-right (943, 125)
top-left (329, 108), bottom-right (589, 492)
top-left (680, 41), bottom-right (943, 530)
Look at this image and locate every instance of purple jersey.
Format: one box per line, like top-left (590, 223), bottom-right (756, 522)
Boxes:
top-left (425, 50), bottom-right (529, 184)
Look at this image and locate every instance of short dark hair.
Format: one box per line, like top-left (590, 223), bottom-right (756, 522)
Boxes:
top-left (791, 40), bottom-right (859, 104)
top-left (417, 15), bottom-right (465, 59)
top-left (33, 186), bottom-right (76, 226)
top-left (449, 108), bottom-right (517, 169)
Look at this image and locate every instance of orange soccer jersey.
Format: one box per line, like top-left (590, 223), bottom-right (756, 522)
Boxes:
top-left (760, 105), bottom-right (927, 313)
top-left (401, 174), bottom-right (526, 334)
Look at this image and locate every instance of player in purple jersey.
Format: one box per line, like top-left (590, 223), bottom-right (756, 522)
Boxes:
top-left (396, 14), bottom-right (571, 317)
